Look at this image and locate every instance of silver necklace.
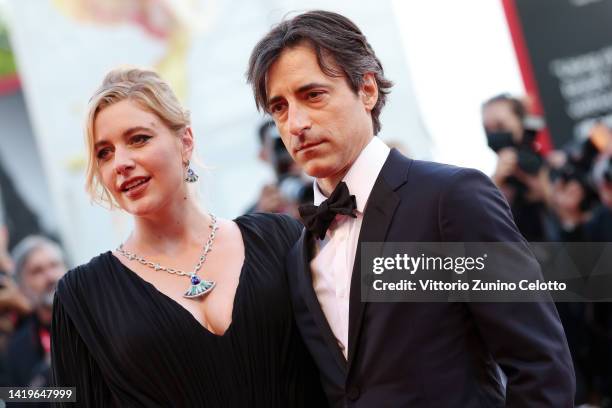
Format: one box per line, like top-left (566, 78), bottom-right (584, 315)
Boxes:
top-left (116, 214), bottom-right (218, 299)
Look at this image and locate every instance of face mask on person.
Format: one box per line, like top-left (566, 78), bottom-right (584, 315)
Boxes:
top-left (486, 131), bottom-right (515, 153)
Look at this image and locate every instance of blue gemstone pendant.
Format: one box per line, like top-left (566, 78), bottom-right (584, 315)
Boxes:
top-left (183, 274), bottom-right (215, 298)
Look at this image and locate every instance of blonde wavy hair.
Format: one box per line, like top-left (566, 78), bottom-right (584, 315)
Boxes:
top-left (84, 67), bottom-right (191, 208)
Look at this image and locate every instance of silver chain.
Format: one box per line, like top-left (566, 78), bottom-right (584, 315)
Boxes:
top-left (116, 214), bottom-right (218, 277)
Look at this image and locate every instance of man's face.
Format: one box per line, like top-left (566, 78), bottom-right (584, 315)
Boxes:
top-left (482, 100), bottom-right (524, 145)
top-left (20, 244), bottom-right (65, 308)
top-left (266, 43), bottom-right (377, 186)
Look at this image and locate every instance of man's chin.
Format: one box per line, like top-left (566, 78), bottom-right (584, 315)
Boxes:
top-left (302, 161), bottom-right (338, 180)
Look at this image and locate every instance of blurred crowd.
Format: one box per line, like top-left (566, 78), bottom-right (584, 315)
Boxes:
top-left (482, 94), bottom-right (612, 406)
top-left (245, 120), bottom-right (314, 217)
top-left (0, 230), bottom-right (66, 407)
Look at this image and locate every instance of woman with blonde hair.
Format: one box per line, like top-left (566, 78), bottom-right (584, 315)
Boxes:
top-left (50, 67), bottom-right (326, 406)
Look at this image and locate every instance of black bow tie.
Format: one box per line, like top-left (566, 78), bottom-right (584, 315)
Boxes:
top-left (299, 181), bottom-right (357, 240)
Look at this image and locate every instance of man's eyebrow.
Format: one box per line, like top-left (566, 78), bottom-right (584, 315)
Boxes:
top-left (93, 126), bottom-right (154, 150)
top-left (267, 83), bottom-right (329, 108)
top-left (296, 82), bottom-right (328, 94)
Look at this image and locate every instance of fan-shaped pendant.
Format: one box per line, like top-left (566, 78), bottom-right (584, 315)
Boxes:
top-left (184, 274), bottom-right (215, 298)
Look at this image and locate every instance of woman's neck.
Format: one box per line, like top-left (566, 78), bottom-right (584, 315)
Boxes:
top-left (127, 197), bottom-right (211, 255)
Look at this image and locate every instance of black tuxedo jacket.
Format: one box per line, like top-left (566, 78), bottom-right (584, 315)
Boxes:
top-left (287, 149), bottom-right (575, 407)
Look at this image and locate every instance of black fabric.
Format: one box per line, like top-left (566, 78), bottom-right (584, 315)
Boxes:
top-left (4, 315), bottom-right (51, 408)
top-left (299, 181), bottom-right (356, 240)
top-left (50, 213), bottom-right (326, 407)
top-left (287, 149), bottom-right (575, 407)
top-left (5, 314), bottom-right (48, 387)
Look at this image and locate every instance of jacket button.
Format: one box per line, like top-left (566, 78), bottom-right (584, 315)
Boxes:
top-left (347, 386), bottom-right (360, 401)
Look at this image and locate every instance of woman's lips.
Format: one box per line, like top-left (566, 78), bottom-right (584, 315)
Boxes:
top-left (123, 177), bottom-right (150, 199)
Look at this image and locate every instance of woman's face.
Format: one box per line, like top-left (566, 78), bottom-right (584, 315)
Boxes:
top-left (93, 99), bottom-right (192, 216)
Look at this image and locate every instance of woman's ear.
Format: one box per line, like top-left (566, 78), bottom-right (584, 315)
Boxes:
top-left (180, 127), bottom-right (195, 162)
top-left (360, 72), bottom-right (379, 112)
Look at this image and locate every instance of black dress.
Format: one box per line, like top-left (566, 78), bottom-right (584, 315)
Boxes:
top-left (51, 213), bottom-right (327, 407)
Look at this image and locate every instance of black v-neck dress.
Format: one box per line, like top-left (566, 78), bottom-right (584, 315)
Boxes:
top-left (51, 213), bottom-right (327, 407)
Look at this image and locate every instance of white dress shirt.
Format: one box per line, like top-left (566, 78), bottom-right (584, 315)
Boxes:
top-left (310, 137), bottom-right (390, 359)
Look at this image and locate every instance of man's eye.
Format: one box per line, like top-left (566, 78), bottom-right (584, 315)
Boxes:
top-left (307, 91), bottom-right (324, 100)
top-left (270, 103), bottom-right (286, 114)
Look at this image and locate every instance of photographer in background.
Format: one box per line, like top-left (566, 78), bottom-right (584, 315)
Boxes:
top-left (4, 236), bottom-right (66, 389)
top-left (545, 124), bottom-right (612, 406)
top-left (588, 154), bottom-right (612, 405)
top-left (246, 120), bottom-right (313, 217)
top-left (0, 226), bottom-right (31, 385)
top-left (547, 124), bottom-right (610, 240)
top-left (547, 128), bottom-right (605, 240)
top-left (482, 94), bottom-right (548, 241)
top-left (581, 150), bottom-right (612, 242)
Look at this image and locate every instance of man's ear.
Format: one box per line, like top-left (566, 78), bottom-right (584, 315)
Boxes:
top-left (360, 72), bottom-right (379, 112)
top-left (180, 127), bottom-right (195, 162)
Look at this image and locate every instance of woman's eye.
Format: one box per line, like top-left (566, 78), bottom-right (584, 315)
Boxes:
top-left (307, 91), bottom-right (323, 100)
top-left (131, 135), bottom-right (151, 144)
top-left (97, 148), bottom-right (111, 160)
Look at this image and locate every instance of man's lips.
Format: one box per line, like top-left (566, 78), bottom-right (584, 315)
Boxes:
top-left (295, 141), bottom-right (323, 154)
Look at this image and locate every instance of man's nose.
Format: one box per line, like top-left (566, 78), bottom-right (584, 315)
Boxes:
top-left (287, 104), bottom-right (311, 137)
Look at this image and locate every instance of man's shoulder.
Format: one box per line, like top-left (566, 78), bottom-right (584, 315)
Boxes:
top-left (408, 159), bottom-right (465, 179)
top-left (386, 151), bottom-right (491, 193)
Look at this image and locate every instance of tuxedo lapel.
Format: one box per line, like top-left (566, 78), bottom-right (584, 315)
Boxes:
top-left (296, 229), bottom-right (348, 373)
top-left (347, 150), bottom-right (409, 371)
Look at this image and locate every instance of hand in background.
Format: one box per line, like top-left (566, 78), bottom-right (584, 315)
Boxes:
top-left (514, 167), bottom-right (550, 204)
top-left (0, 274), bottom-right (32, 315)
top-left (0, 226), bottom-right (14, 274)
top-left (492, 148), bottom-right (518, 187)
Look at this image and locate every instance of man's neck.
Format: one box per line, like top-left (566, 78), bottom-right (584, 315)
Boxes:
top-left (316, 136), bottom-right (374, 196)
top-left (317, 167), bottom-right (351, 197)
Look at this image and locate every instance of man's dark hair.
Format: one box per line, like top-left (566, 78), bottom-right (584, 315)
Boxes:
top-left (482, 93), bottom-right (526, 121)
top-left (247, 10), bottom-right (393, 135)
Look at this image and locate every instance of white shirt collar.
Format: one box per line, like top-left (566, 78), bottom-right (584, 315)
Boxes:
top-left (313, 137), bottom-right (391, 213)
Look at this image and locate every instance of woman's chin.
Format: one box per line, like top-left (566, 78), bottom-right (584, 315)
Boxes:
top-left (121, 200), bottom-right (157, 217)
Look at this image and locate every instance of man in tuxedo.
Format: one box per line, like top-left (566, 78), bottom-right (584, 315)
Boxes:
top-left (247, 10), bottom-right (574, 407)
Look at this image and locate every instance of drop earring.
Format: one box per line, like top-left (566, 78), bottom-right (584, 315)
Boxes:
top-left (184, 160), bottom-right (199, 183)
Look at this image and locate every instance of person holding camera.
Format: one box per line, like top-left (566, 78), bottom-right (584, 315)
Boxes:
top-left (4, 235), bottom-right (65, 392)
top-left (0, 226), bottom-right (32, 386)
top-left (247, 120), bottom-right (313, 217)
top-left (583, 154), bottom-right (612, 241)
top-left (547, 125), bottom-right (610, 241)
top-left (482, 94), bottom-right (549, 241)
